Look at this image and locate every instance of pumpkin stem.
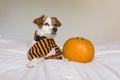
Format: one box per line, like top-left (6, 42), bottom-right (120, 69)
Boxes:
top-left (76, 37), bottom-right (84, 40)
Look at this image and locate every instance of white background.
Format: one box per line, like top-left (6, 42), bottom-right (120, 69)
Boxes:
top-left (0, 0), bottom-right (120, 45)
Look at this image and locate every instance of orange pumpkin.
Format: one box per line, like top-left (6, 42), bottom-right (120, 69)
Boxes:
top-left (63, 37), bottom-right (95, 63)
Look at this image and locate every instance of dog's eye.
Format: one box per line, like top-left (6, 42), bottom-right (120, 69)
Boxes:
top-left (44, 23), bottom-right (50, 26)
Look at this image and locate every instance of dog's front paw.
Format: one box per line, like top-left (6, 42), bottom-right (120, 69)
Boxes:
top-left (26, 58), bottom-right (39, 68)
top-left (63, 57), bottom-right (69, 61)
top-left (26, 61), bottom-right (37, 68)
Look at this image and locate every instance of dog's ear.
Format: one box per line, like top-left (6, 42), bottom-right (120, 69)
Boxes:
top-left (52, 17), bottom-right (62, 27)
top-left (33, 15), bottom-right (46, 27)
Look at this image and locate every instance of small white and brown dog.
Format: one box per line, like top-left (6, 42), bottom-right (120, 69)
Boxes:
top-left (27, 15), bottom-right (63, 68)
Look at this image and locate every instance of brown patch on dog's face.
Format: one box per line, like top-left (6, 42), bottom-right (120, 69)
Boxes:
top-left (51, 17), bottom-right (61, 27)
top-left (33, 15), bottom-right (47, 28)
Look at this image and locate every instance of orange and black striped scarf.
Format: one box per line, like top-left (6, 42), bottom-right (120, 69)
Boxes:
top-left (28, 31), bottom-right (62, 60)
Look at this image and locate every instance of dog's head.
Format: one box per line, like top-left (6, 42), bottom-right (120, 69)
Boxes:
top-left (33, 15), bottom-right (61, 38)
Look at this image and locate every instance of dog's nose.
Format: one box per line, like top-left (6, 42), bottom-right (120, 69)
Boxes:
top-left (53, 27), bottom-right (57, 32)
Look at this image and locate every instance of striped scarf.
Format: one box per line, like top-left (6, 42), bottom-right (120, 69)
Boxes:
top-left (27, 31), bottom-right (62, 60)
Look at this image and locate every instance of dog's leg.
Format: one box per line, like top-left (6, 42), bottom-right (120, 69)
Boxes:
top-left (45, 53), bottom-right (63, 59)
top-left (62, 57), bottom-right (69, 61)
top-left (26, 58), bottom-right (44, 68)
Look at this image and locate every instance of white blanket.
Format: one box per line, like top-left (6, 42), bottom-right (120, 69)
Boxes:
top-left (0, 37), bottom-right (120, 80)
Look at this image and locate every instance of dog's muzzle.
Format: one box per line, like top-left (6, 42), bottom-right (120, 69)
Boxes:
top-left (52, 27), bottom-right (57, 34)
top-left (53, 27), bottom-right (57, 32)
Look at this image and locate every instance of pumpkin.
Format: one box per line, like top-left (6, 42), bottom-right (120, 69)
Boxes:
top-left (63, 37), bottom-right (95, 63)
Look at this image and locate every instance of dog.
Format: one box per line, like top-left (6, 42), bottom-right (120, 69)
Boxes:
top-left (27, 15), bottom-right (63, 68)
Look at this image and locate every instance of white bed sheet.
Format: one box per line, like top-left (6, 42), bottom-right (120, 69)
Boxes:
top-left (0, 36), bottom-right (120, 80)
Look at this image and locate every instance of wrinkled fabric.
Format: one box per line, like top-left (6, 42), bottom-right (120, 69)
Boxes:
top-left (0, 37), bottom-right (120, 80)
